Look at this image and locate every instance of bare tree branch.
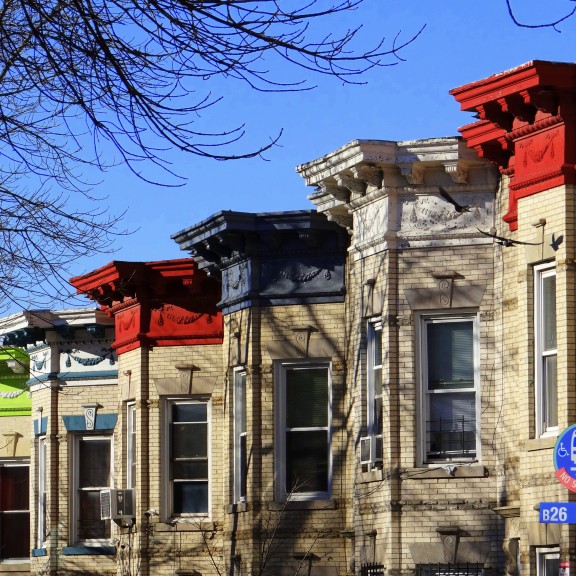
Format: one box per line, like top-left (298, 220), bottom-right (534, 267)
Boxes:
top-left (0, 0), bottom-right (422, 310)
top-left (505, 0), bottom-right (576, 31)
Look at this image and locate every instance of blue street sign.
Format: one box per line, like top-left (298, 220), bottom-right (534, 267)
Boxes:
top-left (554, 424), bottom-right (576, 492)
top-left (540, 502), bottom-right (576, 524)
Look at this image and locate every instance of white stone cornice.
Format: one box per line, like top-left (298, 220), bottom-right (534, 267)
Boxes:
top-left (325, 208), bottom-right (353, 231)
top-left (399, 163), bottom-right (425, 185)
top-left (351, 165), bottom-right (382, 190)
top-left (321, 183), bottom-right (350, 202)
top-left (296, 139), bottom-right (396, 186)
top-left (334, 173), bottom-right (367, 197)
top-left (444, 160), bottom-right (471, 184)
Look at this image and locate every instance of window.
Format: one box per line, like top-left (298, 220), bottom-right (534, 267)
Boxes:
top-left (361, 320), bottom-right (383, 467)
top-left (233, 369), bottom-right (247, 504)
top-left (535, 264), bottom-right (557, 436)
top-left (167, 399), bottom-right (210, 516)
top-left (37, 438), bottom-right (47, 548)
top-left (275, 362), bottom-right (331, 500)
top-left (537, 548), bottom-right (559, 576)
top-left (0, 462), bottom-right (30, 559)
top-left (72, 436), bottom-right (113, 544)
top-left (127, 403), bottom-right (136, 488)
top-left (419, 315), bottom-right (479, 463)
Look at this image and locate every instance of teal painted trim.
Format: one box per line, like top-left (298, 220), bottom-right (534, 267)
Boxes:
top-left (58, 370), bottom-right (118, 380)
top-left (62, 414), bottom-right (118, 431)
top-left (32, 548), bottom-right (47, 557)
top-left (34, 416), bottom-right (48, 436)
top-left (28, 370), bottom-right (117, 384)
top-left (62, 546), bottom-right (115, 555)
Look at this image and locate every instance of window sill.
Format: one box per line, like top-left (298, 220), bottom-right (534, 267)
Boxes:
top-left (156, 520), bottom-right (216, 532)
top-left (31, 549), bottom-right (47, 557)
top-left (62, 546), bottom-right (115, 555)
top-left (0, 561), bottom-right (31, 573)
top-left (267, 499), bottom-right (337, 511)
top-left (358, 468), bottom-right (383, 484)
top-left (406, 464), bottom-right (487, 479)
top-left (526, 435), bottom-right (557, 452)
top-left (227, 502), bottom-right (248, 514)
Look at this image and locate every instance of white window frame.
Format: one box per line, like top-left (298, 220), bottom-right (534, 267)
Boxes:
top-left (537, 547), bottom-right (559, 576)
top-left (37, 437), bottom-right (47, 549)
top-left (127, 403), bottom-right (136, 489)
top-left (361, 319), bottom-right (383, 467)
top-left (233, 368), bottom-right (247, 504)
top-left (164, 398), bottom-right (211, 519)
top-left (535, 263), bottom-right (558, 437)
top-left (71, 435), bottom-right (113, 546)
top-left (417, 313), bottom-right (480, 465)
top-left (274, 361), bottom-right (332, 501)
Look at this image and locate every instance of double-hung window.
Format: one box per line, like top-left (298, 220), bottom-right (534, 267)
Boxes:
top-left (0, 462), bottom-right (30, 559)
top-left (420, 314), bottom-right (479, 463)
top-left (361, 320), bottom-right (383, 467)
top-left (535, 264), bottom-right (557, 436)
top-left (167, 399), bottom-right (210, 516)
top-left (233, 369), bottom-right (247, 504)
top-left (275, 362), bottom-right (331, 500)
top-left (127, 403), bottom-right (136, 488)
top-left (72, 436), bottom-right (113, 544)
top-left (37, 438), bottom-right (47, 548)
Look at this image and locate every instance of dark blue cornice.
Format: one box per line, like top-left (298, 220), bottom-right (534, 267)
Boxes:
top-left (172, 210), bottom-right (349, 313)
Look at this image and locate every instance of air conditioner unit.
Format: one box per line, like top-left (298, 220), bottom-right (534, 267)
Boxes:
top-left (100, 489), bottom-right (136, 520)
top-left (360, 435), bottom-right (383, 466)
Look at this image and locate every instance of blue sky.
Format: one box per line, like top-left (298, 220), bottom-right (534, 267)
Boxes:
top-left (69, 0), bottom-right (576, 279)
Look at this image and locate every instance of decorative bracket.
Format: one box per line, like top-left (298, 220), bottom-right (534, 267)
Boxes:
top-left (82, 403), bottom-right (100, 431)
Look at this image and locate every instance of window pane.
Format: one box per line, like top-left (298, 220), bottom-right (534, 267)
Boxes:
top-left (373, 327), bottom-right (382, 367)
top-left (374, 397), bottom-right (383, 435)
top-left (428, 393), bottom-right (476, 458)
top-left (286, 430), bottom-right (329, 493)
top-left (429, 393), bottom-right (476, 428)
top-left (427, 321), bottom-right (474, 389)
top-left (0, 467), bottom-right (29, 510)
top-left (78, 490), bottom-right (110, 539)
top-left (545, 355), bottom-right (558, 428)
top-left (174, 482), bottom-right (208, 514)
top-left (0, 512), bottom-right (29, 558)
top-left (173, 403), bottom-right (207, 423)
top-left (79, 440), bottom-right (110, 488)
top-left (236, 371), bottom-right (246, 433)
top-left (544, 556), bottom-right (559, 575)
top-left (286, 368), bottom-right (328, 428)
top-left (173, 460), bottom-right (208, 480)
top-left (543, 274), bottom-right (556, 350)
top-left (173, 423), bottom-right (208, 458)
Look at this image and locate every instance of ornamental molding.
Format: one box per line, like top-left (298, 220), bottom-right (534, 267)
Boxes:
top-left (300, 138), bottom-right (496, 227)
top-left (451, 60), bottom-right (576, 230)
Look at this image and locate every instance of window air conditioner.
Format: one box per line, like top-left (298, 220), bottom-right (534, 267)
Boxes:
top-left (100, 489), bottom-right (136, 520)
top-left (360, 435), bottom-right (383, 466)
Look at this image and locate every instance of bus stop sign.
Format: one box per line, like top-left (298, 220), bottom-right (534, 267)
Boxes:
top-left (554, 424), bottom-right (576, 492)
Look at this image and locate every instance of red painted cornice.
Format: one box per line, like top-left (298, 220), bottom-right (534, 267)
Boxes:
top-left (451, 60), bottom-right (576, 230)
top-left (70, 259), bottom-right (223, 354)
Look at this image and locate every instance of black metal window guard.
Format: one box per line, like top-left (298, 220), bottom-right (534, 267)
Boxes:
top-left (360, 563), bottom-right (385, 576)
top-left (416, 563), bottom-right (484, 575)
top-left (426, 416), bottom-right (476, 460)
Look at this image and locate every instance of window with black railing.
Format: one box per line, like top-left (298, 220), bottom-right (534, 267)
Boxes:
top-left (421, 316), bottom-right (479, 464)
top-left (360, 562), bottom-right (385, 576)
top-left (416, 563), bottom-right (483, 576)
top-left (427, 415), bottom-right (476, 460)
